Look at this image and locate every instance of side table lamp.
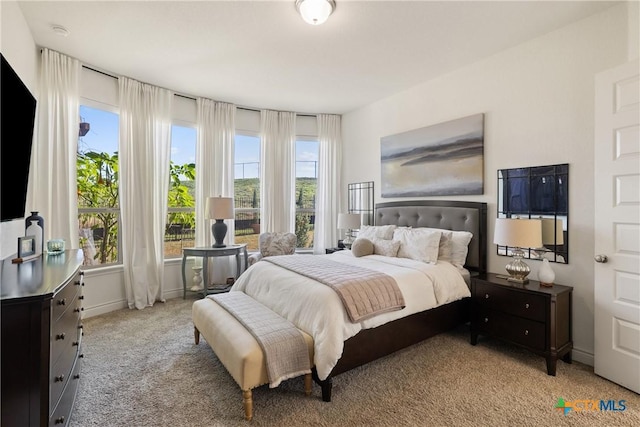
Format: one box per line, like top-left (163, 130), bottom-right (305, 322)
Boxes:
top-left (337, 213), bottom-right (361, 249)
top-left (206, 196), bottom-right (234, 248)
top-left (494, 217), bottom-right (542, 284)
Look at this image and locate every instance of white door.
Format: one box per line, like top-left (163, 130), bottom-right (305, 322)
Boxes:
top-left (594, 59), bottom-right (640, 394)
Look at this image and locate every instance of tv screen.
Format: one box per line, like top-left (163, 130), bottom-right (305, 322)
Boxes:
top-left (1, 53), bottom-right (37, 222)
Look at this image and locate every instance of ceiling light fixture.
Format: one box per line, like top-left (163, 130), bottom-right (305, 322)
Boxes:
top-left (52, 25), bottom-right (70, 37)
top-left (295, 0), bottom-right (335, 26)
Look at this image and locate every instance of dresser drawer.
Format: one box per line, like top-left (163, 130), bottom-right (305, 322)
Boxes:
top-left (474, 308), bottom-right (545, 351)
top-left (49, 351), bottom-right (82, 427)
top-left (51, 295), bottom-right (82, 368)
top-left (50, 331), bottom-right (81, 413)
top-left (51, 273), bottom-right (81, 322)
top-left (474, 281), bottom-right (546, 322)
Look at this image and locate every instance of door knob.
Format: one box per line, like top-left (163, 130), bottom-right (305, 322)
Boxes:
top-left (594, 254), bottom-right (608, 263)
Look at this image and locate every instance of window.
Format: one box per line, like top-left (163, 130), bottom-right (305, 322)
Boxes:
top-left (234, 133), bottom-right (261, 250)
top-left (165, 124), bottom-right (197, 258)
top-left (295, 139), bottom-right (319, 249)
top-left (77, 104), bottom-right (120, 266)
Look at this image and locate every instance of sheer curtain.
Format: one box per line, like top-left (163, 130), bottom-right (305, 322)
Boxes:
top-left (195, 99), bottom-right (236, 283)
top-left (260, 110), bottom-right (296, 232)
top-left (119, 77), bottom-right (173, 310)
top-left (195, 99), bottom-right (236, 247)
top-left (26, 48), bottom-right (80, 249)
top-left (313, 114), bottom-right (343, 253)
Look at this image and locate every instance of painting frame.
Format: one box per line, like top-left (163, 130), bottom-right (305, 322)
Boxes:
top-left (380, 113), bottom-right (484, 198)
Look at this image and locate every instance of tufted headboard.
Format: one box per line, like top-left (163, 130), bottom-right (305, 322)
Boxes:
top-left (375, 200), bottom-right (487, 274)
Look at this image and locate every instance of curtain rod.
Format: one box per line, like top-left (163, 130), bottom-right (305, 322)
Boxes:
top-left (81, 65), bottom-right (317, 117)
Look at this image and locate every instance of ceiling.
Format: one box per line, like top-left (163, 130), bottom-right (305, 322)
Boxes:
top-left (18, 1), bottom-right (618, 115)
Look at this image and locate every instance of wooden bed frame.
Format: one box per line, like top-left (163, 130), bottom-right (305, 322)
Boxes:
top-left (313, 200), bottom-right (487, 402)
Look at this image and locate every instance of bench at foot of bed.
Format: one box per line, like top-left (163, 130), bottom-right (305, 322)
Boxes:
top-left (192, 296), bottom-right (315, 421)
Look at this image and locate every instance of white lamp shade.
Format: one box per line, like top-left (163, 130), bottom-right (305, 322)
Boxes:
top-left (541, 218), bottom-right (564, 245)
top-left (494, 218), bottom-right (542, 248)
top-left (206, 197), bottom-right (234, 220)
top-left (296, 0), bottom-right (335, 25)
top-left (337, 213), bottom-right (361, 230)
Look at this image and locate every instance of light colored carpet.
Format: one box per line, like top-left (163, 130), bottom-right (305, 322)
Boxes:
top-left (70, 297), bottom-right (639, 427)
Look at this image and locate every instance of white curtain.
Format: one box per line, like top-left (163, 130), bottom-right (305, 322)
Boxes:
top-left (26, 48), bottom-right (80, 249)
top-left (119, 77), bottom-right (173, 310)
top-left (260, 110), bottom-right (296, 233)
top-left (195, 99), bottom-right (236, 247)
top-left (313, 114), bottom-right (343, 254)
top-left (195, 99), bottom-right (236, 283)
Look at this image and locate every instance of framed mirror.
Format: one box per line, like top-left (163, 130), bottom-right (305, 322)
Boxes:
top-left (348, 181), bottom-right (374, 226)
top-left (497, 164), bottom-right (568, 263)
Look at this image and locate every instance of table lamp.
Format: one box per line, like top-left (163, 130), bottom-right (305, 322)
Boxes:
top-left (494, 218), bottom-right (542, 284)
top-left (337, 213), bottom-right (361, 249)
top-left (206, 196), bottom-right (234, 248)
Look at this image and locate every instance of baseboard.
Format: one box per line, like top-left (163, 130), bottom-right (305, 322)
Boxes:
top-left (82, 290), bottom-right (186, 319)
top-left (83, 299), bottom-right (128, 318)
top-left (571, 346), bottom-right (594, 367)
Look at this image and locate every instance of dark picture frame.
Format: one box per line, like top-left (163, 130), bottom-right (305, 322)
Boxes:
top-left (18, 235), bottom-right (36, 258)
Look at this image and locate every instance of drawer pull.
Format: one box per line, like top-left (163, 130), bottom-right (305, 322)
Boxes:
top-left (56, 333), bottom-right (65, 340)
top-left (54, 374), bottom-right (65, 382)
top-left (73, 374), bottom-right (81, 380)
top-left (525, 303), bottom-right (530, 309)
top-left (72, 341), bottom-right (79, 346)
top-left (57, 298), bottom-right (66, 306)
top-left (74, 307), bottom-right (85, 313)
top-left (524, 330), bottom-right (529, 336)
top-left (75, 280), bottom-right (81, 286)
top-left (79, 354), bottom-right (84, 358)
top-left (484, 317), bottom-right (489, 323)
top-left (55, 416), bottom-right (65, 424)
top-left (484, 294), bottom-right (489, 299)
top-left (78, 324), bottom-right (83, 329)
top-left (79, 295), bottom-right (85, 300)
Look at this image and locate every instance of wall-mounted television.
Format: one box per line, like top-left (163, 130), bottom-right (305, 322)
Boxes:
top-left (1, 53), bottom-right (37, 222)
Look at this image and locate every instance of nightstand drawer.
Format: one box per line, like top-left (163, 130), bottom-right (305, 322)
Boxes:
top-left (474, 308), bottom-right (545, 351)
top-left (473, 281), bottom-right (546, 322)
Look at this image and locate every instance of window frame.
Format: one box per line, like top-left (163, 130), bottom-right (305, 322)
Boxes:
top-left (77, 99), bottom-right (122, 267)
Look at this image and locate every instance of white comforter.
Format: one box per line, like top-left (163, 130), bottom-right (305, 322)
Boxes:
top-left (230, 251), bottom-right (471, 380)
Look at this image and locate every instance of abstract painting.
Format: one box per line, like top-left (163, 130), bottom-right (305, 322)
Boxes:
top-left (381, 113), bottom-right (484, 197)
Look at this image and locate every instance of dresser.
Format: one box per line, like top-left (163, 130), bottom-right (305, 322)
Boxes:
top-left (470, 272), bottom-right (573, 376)
top-left (1, 250), bottom-right (84, 426)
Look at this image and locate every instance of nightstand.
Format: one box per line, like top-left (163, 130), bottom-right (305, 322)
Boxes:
top-left (470, 272), bottom-right (573, 376)
top-left (325, 247), bottom-right (344, 254)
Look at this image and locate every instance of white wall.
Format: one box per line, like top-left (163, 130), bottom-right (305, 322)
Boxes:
top-left (342, 4), bottom-right (631, 365)
top-left (0, 1), bottom-right (39, 259)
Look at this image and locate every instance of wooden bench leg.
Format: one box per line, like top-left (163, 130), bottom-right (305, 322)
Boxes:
top-left (304, 373), bottom-right (312, 396)
top-left (194, 326), bottom-right (200, 345)
top-left (242, 389), bottom-right (253, 421)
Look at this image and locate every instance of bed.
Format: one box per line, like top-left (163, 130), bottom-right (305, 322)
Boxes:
top-left (230, 200), bottom-right (487, 402)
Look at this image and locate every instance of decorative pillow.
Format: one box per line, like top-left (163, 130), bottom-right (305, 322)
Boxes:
top-left (438, 230), bottom-right (473, 268)
top-left (392, 227), bottom-right (442, 264)
top-left (357, 225), bottom-right (397, 241)
top-left (372, 238), bottom-right (401, 257)
top-left (259, 232), bottom-right (297, 257)
top-left (351, 238), bottom-right (374, 257)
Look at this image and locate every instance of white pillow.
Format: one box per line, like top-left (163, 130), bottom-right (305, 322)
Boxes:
top-left (392, 227), bottom-right (442, 264)
top-left (357, 225), bottom-right (397, 241)
top-left (372, 238), bottom-right (401, 257)
top-left (438, 230), bottom-right (473, 268)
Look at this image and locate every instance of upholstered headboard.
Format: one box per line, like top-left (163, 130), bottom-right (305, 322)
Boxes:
top-left (375, 200), bottom-right (487, 274)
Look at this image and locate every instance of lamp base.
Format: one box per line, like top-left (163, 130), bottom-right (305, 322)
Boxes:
top-left (343, 230), bottom-right (355, 249)
top-left (505, 249), bottom-right (531, 284)
top-left (212, 220), bottom-right (227, 248)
